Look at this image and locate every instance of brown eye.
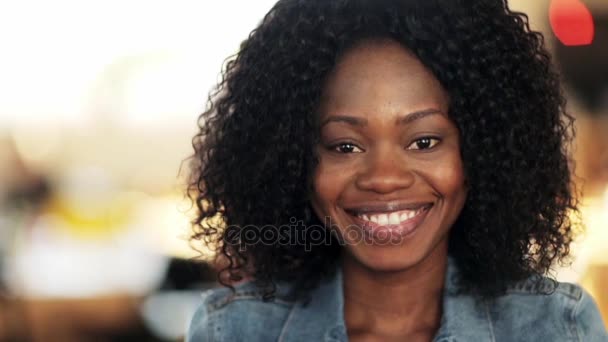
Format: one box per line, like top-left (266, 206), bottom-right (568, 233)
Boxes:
top-left (332, 143), bottom-right (363, 154)
top-left (407, 137), bottom-right (440, 150)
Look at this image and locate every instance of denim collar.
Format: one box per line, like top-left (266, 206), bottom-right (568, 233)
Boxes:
top-left (278, 257), bottom-right (496, 342)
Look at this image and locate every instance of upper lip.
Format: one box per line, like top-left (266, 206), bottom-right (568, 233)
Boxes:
top-left (344, 201), bottom-right (433, 214)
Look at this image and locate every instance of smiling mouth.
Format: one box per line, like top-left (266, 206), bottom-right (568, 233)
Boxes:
top-left (344, 203), bottom-right (433, 239)
top-left (350, 206), bottom-right (428, 225)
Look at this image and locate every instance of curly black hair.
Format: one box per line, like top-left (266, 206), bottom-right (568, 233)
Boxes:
top-left (187, 0), bottom-right (579, 300)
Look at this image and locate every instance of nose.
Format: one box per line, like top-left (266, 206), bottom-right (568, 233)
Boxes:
top-left (355, 148), bottom-right (415, 194)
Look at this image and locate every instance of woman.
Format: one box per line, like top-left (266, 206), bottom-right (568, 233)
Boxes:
top-left (186, 0), bottom-right (608, 340)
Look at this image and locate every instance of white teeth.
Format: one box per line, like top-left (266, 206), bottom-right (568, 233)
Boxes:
top-left (388, 212), bottom-right (401, 224)
top-left (356, 208), bottom-right (425, 225)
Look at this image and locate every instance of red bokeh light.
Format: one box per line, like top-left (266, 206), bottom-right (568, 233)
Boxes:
top-left (550, 0), bottom-right (595, 46)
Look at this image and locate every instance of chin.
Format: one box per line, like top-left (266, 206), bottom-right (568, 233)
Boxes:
top-left (342, 228), bottom-right (449, 274)
top-left (346, 244), bottom-right (428, 273)
top-left (360, 258), bottom-right (420, 273)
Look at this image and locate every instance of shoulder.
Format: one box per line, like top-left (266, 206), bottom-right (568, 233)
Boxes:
top-left (489, 277), bottom-right (607, 341)
top-left (186, 281), bottom-right (296, 342)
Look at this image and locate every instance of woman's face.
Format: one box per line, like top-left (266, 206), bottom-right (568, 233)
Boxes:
top-left (310, 39), bottom-right (467, 272)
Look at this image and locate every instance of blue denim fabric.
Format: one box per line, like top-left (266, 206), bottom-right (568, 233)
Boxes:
top-left (187, 258), bottom-right (608, 341)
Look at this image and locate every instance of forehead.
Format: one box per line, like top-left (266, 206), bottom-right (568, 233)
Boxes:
top-left (318, 39), bottom-right (449, 116)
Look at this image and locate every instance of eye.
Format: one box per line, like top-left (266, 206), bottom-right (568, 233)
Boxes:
top-left (407, 137), bottom-right (441, 150)
top-left (330, 142), bottom-right (364, 154)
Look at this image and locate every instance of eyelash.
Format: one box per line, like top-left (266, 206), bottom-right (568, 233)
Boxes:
top-left (329, 137), bottom-right (441, 154)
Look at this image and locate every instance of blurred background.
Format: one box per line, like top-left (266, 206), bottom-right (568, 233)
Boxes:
top-left (0, 0), bottom-right (606, 341)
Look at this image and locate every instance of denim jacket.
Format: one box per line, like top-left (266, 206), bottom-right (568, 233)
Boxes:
top-left (187, 258), bottom-right (608, 341)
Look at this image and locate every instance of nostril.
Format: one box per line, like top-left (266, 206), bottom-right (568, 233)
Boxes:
top-left (355, 171), bottom-right (416, 194)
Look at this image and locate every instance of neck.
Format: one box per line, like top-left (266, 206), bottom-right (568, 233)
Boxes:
top-left (342, 244), bottom-right (448, 338)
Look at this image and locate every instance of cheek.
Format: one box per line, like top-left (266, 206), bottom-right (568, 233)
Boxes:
top-left (310, 159), bottom-right (348, 217)
top-left (425, 152), bottom-right (467, 199)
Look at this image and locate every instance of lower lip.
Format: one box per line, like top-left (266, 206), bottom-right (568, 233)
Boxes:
top-left (347, 205), bottom-right (432, 241)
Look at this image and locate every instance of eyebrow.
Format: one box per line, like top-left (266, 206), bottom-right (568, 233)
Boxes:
top-left (320, 108), bottom-right (443, 127)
